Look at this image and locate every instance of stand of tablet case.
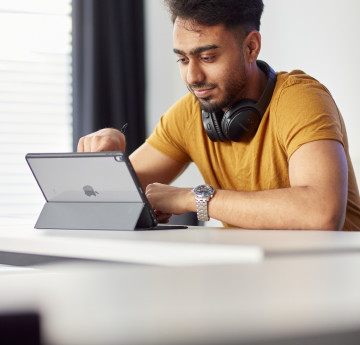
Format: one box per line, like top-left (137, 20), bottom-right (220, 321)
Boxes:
top-left (35, 202), bottom-right (147, 230)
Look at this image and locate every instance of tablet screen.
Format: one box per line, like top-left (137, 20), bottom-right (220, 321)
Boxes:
top-left (26, 152), bottom-right (143, 203)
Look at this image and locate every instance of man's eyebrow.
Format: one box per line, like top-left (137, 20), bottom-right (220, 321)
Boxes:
top-left (173, 44), bottom-right (219, 56)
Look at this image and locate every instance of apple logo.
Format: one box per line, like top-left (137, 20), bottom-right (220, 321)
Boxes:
top-left (83, 185), bottom-right (99, 197)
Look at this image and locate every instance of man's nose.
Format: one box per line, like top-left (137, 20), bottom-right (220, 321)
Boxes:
top-left (186, 61), bottom-right (205, 85)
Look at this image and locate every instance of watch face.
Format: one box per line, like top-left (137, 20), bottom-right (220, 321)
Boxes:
top-left (193, 184), bottom-right (214, 197)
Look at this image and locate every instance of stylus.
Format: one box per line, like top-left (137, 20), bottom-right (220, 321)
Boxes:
top-left (120, 123), bottom-right (128, 134)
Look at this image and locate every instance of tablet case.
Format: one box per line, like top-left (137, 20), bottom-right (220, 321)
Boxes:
top-left (25, 152), bottom-right (159, 230)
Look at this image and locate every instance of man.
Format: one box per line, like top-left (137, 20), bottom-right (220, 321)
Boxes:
top-left (78, 0), bottom-right (360, 230)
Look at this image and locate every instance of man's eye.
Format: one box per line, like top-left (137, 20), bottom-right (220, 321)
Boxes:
top-left (176, 58), bottom-right (189, 64)
top-left (200, 56), bottom-right (215, 62)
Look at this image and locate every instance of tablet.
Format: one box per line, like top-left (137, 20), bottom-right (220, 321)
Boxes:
top-left (25, 152), bottom-right (187, 230)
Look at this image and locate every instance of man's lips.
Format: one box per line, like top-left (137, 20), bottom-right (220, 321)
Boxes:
top-left (193, 87), bottom-right (214, 98)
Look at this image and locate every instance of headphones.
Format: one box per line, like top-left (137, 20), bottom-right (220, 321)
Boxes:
top-left (202, 60), bottom-right (277, 142)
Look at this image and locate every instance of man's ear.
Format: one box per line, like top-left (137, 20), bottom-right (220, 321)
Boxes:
top-left (243, 31), bottom-right (261, 63)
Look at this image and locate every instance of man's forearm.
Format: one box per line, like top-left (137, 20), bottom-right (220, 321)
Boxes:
top-left (208, 187), bottom-right (346, 230)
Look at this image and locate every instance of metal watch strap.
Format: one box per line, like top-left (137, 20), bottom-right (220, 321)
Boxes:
top-left (195, 196), bottom-right (210, 222)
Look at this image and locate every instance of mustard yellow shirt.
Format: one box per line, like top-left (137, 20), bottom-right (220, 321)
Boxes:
top-left (146, 70), bottom-right (360, 230)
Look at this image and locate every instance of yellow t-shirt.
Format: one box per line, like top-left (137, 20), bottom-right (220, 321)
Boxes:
top-left (146, 70), bottom-right (360, 230)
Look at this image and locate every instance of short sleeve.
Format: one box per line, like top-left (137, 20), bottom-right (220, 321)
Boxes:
top-left (273, 77), bottom-right (343, 159)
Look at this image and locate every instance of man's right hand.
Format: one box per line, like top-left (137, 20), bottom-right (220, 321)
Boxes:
top-left (77, 128), bottom-right (126, 152)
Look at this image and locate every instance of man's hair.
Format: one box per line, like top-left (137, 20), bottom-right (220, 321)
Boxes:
top-left (163, 0), bottom-right (264, 33)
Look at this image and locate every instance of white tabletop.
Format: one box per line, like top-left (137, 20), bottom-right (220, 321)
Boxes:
top-left (1, 217), bottom-right (360, 266)
top-left (0, 218), bottom-right (263, 266)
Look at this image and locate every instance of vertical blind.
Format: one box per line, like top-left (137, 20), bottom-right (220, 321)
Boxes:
top-left (0, 0), bottom-right (72, 219)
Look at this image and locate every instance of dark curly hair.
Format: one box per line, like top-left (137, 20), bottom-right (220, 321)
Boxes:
top-left (163, 0), bottom-right (264, 33)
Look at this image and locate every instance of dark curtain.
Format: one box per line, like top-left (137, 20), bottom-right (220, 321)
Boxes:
top-left (72, 0), bottom-right (145, 155)
top-left (72, 0), bottom-right (197, 226)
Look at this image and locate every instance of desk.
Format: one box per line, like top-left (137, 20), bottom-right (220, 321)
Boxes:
top-left (0, 217), bottom-right (360, 266)
top-left (0, 218), bottom-right (263, 266)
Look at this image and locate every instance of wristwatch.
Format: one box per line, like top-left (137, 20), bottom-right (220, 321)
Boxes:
top-left (193, 184), bottom-right (215, 222)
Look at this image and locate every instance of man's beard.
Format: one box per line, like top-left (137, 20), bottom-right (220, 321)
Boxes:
top-left (187, 68), bottom-right (248, 114)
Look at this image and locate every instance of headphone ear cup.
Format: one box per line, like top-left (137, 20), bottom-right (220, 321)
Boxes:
top-left (221, 101), bottom-right (261, 142)
top-left (202, 111), bottom-right (226, 142)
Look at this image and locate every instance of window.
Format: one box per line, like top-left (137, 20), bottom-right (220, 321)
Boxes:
top-left (0, 0), bottom-right (72, 219)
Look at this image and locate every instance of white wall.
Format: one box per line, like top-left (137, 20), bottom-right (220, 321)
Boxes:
top-left (145, 0), bottom-right (360, 186)
top-left (144, 0), bottom-right (187, 135)
top-left (259, 0), bottom-right (360, 180)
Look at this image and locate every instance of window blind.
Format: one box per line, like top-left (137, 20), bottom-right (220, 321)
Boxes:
top-left (0, 0), bottom-right (72, 219)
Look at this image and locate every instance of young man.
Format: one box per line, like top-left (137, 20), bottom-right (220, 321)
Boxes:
top-left (77, 0), bottom-right (360, 230)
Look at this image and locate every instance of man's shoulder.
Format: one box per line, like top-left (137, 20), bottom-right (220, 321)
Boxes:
top-left (269, 68), bottom-right (342, 156)
top-left (272, 69), bottom-right (333, 107)
top-left (276, 69), bottom-right (324, 90)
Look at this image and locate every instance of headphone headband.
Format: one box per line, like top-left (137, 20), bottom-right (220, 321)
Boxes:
top-left (251, 60), bottom-right (277, 116)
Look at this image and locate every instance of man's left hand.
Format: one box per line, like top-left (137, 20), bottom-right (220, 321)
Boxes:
top-left (145, 183), bottom-right (194, 222)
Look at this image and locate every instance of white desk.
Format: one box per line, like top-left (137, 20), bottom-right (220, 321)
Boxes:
top-left (0, 217), bottom-right (360, 266)
top-left (0, 219), bottom-right (263, 266)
